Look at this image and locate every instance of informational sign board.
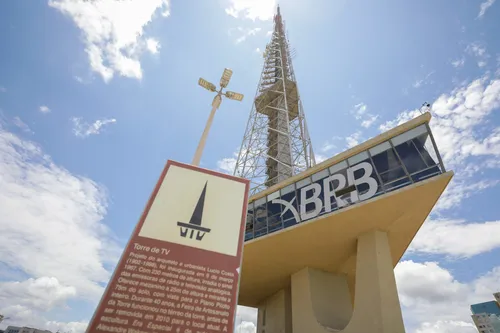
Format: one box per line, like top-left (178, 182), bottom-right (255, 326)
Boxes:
top-left (86, 160), bottom-right (250, 333)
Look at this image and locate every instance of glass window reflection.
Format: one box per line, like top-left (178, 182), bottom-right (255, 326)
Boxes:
top-left (245, 202), bottom-right (255, 241)
top-left (254, 197), bottom-right (267, 239)
top-left (371, 147), bottom-right (402, 174)
top-left (394, 141), bottom-right (428, 174)
top-left (281, 187), bottom-right (300, 228)
top-left (266, 199), bottom-right (283, 234)
top-left (244, 123), bottom-right (445, 242)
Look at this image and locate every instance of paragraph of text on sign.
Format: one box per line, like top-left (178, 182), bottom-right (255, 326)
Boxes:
top-left (96, 243), bottom-right (236, 333)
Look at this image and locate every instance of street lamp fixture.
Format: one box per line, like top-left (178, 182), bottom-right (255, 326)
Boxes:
top-left (220, 68), bottom-right (233, 88)
top-left (198, 78), bottom-right (217, 92)
top-left (192, 68), bottom-right (244, 166)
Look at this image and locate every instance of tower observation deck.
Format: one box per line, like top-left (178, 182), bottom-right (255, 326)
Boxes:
top-left (234, 5), bottom-right (316, 195)
top-left (232, 7), bottom-right (453, 333)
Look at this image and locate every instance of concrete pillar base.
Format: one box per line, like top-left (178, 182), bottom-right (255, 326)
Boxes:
top-left (256, 230), bottom-right (406, 333)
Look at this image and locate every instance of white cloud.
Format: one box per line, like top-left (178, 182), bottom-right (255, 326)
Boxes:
top-left (49, 0), bottom-right (170, 82)
top-left (351, 103), bottom-right (378, 128)
top-left (0, 277), bottom-right (76, 311)
top-left (410, 218), bottom-right (500, 258)
top-left (478, 0), bottom-right (496, 18)
top-left (235, 306), bottom-right (257, 333)
top-left (236, 321), bottom-right (257, 333)
top-left (413, 71), bottom-right (435, 89)
top-left (266, 30), bottom-right (273, 36)
top-left (230, 27), bottom-right (262, 44)
top-left (415, 320), bottom-right (476, 333)
top-left (320, 140), bottom-right (338, 154)
top-left (467, 43), bottom-right (487, 58)
top-left (12, 116), bottom-right (32, 133)
top-left (451, 58), bottom-right (465, 68)
top-left (321, 143), bottom-right (336, 152)
top-left (319, 132), bottom-right (361, 159)
top-left (45, 320), bottom-right (89, 333)
top-left (71, 117), bottom-right (117, 138)
top-left (378, 75), bottom-right (500, 258)
top-left (216, 149), bottom-right (243, 174)
top-left (315, 154), bottom-right (328, 163)
top-left (146, 38), bottom-right (161, 54)
top-left (380, 76), bottom-right (500, 168)
top-left (396, 261), bottom-right (468, 308)
top-left (1, 303), bottom-right (89, 333)
top-left (0, 125), bottom-right (120, 330)
top-left (361, 114), bottom-right (378, 128)
top-left (39, 105), bottom-right (51, 114)
top-left (316, 136), bottom-right (342, 163)
top-left (380, 76), bottom-right (500, 212)
top-left (255, 47), bottom-right (261, 53)
top-left (353, 103), bottom-right (367, 117)
top-left (466, 42), bottom-right (490, 68)
top-left (435, 177), bottom-right (500, 212)
top-left (379, 108), bottom-right (421, 133)
top-left (346, 131), bottom-right (362, 148)
top-left (225, 0), bottom-right (276, 21)
top-left (395, 261), bottom-right (500, 333)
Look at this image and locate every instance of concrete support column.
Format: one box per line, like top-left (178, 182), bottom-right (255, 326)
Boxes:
top-left (256, 287), bottom-right (293, 333)
top-left (289, 230), bottom-right (405, 333)
top-left (291, 268), bottom-right (352, 332)
top-left (346, 230), bottom-right (406, 333)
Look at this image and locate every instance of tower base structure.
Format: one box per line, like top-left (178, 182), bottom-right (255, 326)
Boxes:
top-left (256, 230), bottom-right (405, 333)
top-left (238, 113), bottom-right (453, 333)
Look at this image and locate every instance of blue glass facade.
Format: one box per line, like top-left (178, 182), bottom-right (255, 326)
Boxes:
top-left (472, 301), bottom-right (500, 315)
top-left (244, 123), bottom-right (445, 242)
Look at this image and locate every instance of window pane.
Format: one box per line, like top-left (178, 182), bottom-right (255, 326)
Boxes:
top-left (391, 124), bottom-right (427, 146)
top-left (384, 177), bottom-right (411, 192)
top-left (281, 183), bottom-right (295, 195)
top-left (394, 141), bottom-right (428, 174)
top-left (267, 199), bottom-right (282, 216)
top-left (267, 190), bottom-right (280, 201)
top-left (312, 168), bottom-right (329, 182)
top-left (412, 132), bottom-right (441, 169)
top-left (329, 160), bottom-right (348, 174)
top-left (369, 141), bottom-right (391, 156)
top-left (281, 189), bottom-right (300, 226)
top-left (371, 148), bottom-right (402, 174)
top-left (254, 199), bottom-right (267, 238)
top-left (348, 151), bottom-right (369, 165)
top-left (296, 177), bottom-right (311, 189)
top-left (245, 203), bottom-right (255, 241)
top-left (411, 165), bottom-right (440, 182)
top-left (266, 198), bottom-right (283, 234)
top-left (379, 166), bottom-right (406, 183)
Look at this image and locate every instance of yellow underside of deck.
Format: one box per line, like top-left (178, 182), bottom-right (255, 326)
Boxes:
top-left (238, 171), bottom-right (453, 307)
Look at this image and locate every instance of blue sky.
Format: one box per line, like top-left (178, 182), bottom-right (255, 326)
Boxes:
top-left (0, 0), bottom-right (499, 332)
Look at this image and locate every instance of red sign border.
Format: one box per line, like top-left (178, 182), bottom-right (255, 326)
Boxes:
top-left (86, 160), bottom-right (250, 333)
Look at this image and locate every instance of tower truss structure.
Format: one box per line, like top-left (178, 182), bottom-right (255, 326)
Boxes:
top-left (233, 6), bottom-right (316, 195)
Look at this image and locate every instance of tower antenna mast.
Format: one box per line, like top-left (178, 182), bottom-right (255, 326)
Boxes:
top-left (233, 5), bottom-right (316, 195)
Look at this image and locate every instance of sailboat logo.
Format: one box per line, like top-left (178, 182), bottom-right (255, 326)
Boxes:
top-left (177, 181), bottom-right (211, 241)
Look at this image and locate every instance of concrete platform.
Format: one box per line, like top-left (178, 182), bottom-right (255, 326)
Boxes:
top-left (239, 170), bottom-right (453, 307)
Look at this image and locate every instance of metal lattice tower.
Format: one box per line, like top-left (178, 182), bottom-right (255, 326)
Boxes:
top-left (233, 5), bottom-right (316, 195)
